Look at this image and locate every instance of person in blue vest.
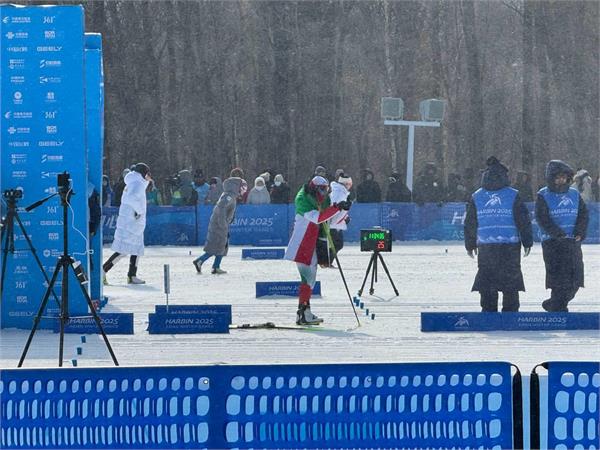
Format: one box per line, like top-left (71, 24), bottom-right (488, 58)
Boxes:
top-left (464, 156), bottom-right (533, 312)
top-left (535, 160), bottom-right (588, 312)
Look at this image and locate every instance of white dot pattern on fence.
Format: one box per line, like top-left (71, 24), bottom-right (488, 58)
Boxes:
top-left (0, 363), bottom-right (514, 449)
top-left (549, 363), bottom-right (600, 449)
top-left (0, 375), bottom-right (211, 448)
top-left (224, 371), bottom-right (508, 446)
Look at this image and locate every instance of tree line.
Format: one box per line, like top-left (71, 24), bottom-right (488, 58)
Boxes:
top-left (32, 0), bottom-right (600, 190)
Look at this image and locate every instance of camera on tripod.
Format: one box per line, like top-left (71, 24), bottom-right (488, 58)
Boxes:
top-left (3, 188), bottom-right (23, 200)
top-left (57, 172), bottom-right (71, 193)
top-left (360, 228), bottom-right (392, 252)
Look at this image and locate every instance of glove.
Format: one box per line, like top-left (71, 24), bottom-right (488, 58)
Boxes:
top-left (523, 247), bottom-right (531, 257)
top-left (134, 212), bottom-right (141, 220)
top-left (336, 200), bottom-right (352, 211)
top-left (467, 248), bottom-right (477, 259)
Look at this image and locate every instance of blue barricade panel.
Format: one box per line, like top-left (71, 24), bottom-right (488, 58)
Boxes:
top-left (256, 281), bottom-right (321, 298)
top-left (148, 312), bottom-right (230, 334)
top-left (546, 361), bottom-right (600, 449)
top-left (421, 312), bottom-right (600, 332)
top-left (154, 304), bottom-right (232, 322)
top-left (241, 248), bottom-right (285, 260)
top-left (421, 312), bottom-right (503, 331)
top-left (0, 361), bottom-right (516, 448)
top-left (52, 313), bottom-right (133, 334)
top-left (104, 202), bottom-right (600, 246)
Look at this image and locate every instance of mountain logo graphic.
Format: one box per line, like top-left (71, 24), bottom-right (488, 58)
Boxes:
top-left (484, 194), bottom-right (502, 207)
top-left (557, 196), bottom-right (574, 207)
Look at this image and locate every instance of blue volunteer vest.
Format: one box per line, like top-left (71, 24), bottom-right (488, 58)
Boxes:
top-left (473, 187), bottom-right (519, 245)
top-left (538, 187), bottom-right (579, 241)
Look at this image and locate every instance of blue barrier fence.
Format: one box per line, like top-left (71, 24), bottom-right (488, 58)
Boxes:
top-left (0, 362), bottom-right (518, 449)
top-left (530, 361), bottom-right (600, 450)
top-left (102, 202), bottom-right (600, 246)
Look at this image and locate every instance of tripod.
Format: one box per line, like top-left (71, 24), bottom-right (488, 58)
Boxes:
top-left (357, 251), bottom-right (399, 297)
top-left (1, 192), bottom-right (60, 307)
top-left (18, 179), bottom-right (118, 367)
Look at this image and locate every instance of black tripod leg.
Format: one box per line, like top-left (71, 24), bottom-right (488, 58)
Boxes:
top-left (369, 253), bottom-right (377, 295)
top-left (378, 253), bottom-right (399, 296)
top-left (14, 213), bottom-right (61, 308)
top-left (69, 261), bottom-right (119, 366)
top-left (358, 252), bottom-right (375, 297)
top-left (0, 210), bottom-right (14, 299)
top-left (18, 260), bottom-right (62, 367)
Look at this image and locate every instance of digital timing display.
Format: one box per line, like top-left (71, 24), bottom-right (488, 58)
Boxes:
top-left (360, 228), bottom-right (392, 252)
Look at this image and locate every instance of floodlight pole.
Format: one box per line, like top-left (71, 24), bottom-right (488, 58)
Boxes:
top-left (383, 120), bottom-right (440, 192)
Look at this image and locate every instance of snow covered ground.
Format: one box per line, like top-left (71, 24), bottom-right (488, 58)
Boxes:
top-left (1, 242), bottom-right (598, 372)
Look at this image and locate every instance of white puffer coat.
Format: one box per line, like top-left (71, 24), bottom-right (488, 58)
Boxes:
top-left (111, 171), bottom-right (149, 256)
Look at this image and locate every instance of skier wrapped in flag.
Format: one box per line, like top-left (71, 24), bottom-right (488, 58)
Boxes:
top-left (285, 175), bottom-right (351, 325)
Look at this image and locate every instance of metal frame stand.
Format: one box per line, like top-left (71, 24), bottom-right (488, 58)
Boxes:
top-left (18, 182), bottom-right (118, 367)
top-left (357, 251), bottom-right (399, 297)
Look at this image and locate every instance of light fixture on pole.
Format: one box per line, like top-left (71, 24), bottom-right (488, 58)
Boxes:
top-left (382, 98), bottom-right (445, 192)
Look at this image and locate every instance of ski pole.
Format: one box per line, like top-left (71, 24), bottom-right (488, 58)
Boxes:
top-left (323, 222), bottom-right (361, 327)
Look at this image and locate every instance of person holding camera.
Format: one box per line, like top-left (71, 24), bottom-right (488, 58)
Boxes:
top-left (103, 163), bottom-right (151, 285)
top-left (285, 175), bottom-right (351, 325)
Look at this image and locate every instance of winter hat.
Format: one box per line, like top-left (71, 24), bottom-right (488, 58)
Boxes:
top-left (274, 174), bottom-right (285, 184)
top-left (338, 175), bottom-right (353, 190)
top-left (255, 176), bottom-right (266, 187)
top-left (334, 168), bottom-right (345, 179)
top-left (545, 160), bottom-right (574, 192)
top-left (133, 163), bottom-right (150, 178)
top-left (230, 167), bottom-right (244, 178)
top-left (314, 165), bottom-right (327, 177)
top-left (309, 175), bottom-right (329, 201)
top-left (481, 156), bottom-right (509, 190)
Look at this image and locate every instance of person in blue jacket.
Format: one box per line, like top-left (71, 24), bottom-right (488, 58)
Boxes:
top-left (535, 160), bottom-right (588, 312)
top-left (464, 157), bottom-right (533, 312)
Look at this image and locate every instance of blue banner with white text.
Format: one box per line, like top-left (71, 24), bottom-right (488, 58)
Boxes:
top-left (102, 202), bottom-right (600, 246)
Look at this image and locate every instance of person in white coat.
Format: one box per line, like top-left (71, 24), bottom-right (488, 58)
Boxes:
top-left (103, 163), bottom-right (151, 284)
top-left (246, 176), bottom-right (271, 204)
top-left (316, 173), bottom-right (352, 267)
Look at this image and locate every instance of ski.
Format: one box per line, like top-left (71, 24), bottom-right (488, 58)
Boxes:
top-left (230, 322), bottom-right (329, 331)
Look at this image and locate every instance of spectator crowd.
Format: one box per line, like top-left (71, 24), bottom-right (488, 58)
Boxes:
top-left (101, 163), bottom-right (600, 208)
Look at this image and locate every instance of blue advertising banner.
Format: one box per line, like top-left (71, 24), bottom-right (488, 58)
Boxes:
top-left (421, 312), bottom-right (600, 331)
top-left (52, 312), bottom-right (134, 334)
top-left (148, 312), bottom-right (230, 334)
top-left (241, 248), bottom-right (285, 259)
top-left (1, 5), bottom-right (89, 329)
top-left (84, 33), bottom-right (104, 303)
top-left (102, 202), bottom-right (599, 246)
top-left (103, 206), bottom-right (196, 246)
top-left (256, 281), bottom-right (322, 298)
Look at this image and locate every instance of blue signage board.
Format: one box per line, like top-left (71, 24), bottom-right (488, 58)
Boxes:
top-left (241, 248), bottom-right (285, 260)
top-left (256, 281), bottom-right (322, 298)
top-left (84, 32), bottom-right (104, 304)
top-left (421, 312), bottom-right (600, 332)
top-left (148, 312), bottom-right (230, 334)
top-left (229, 204), bottom-right (289, 246)
top-left (1, 5), bottom-right (89, 329)
top-left (52, 312), bottom-right (133, 334)
top-left (154, 304), bottom-right (232, 322)
top-left (103, 206), bottom-right (196, 246)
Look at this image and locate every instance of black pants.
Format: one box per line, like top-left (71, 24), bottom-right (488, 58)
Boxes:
top-left (545, 287), bottom-right (579, 312)
top-left (480, 289), bottom-right (519, 312)
top-left (316, 229), bottom-right (344, 266)
top-left (102, 252), bottom-right (139, 277)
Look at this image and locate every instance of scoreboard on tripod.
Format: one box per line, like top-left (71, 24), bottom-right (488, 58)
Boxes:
top-left (360, 228), bottom-right (392, 252)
